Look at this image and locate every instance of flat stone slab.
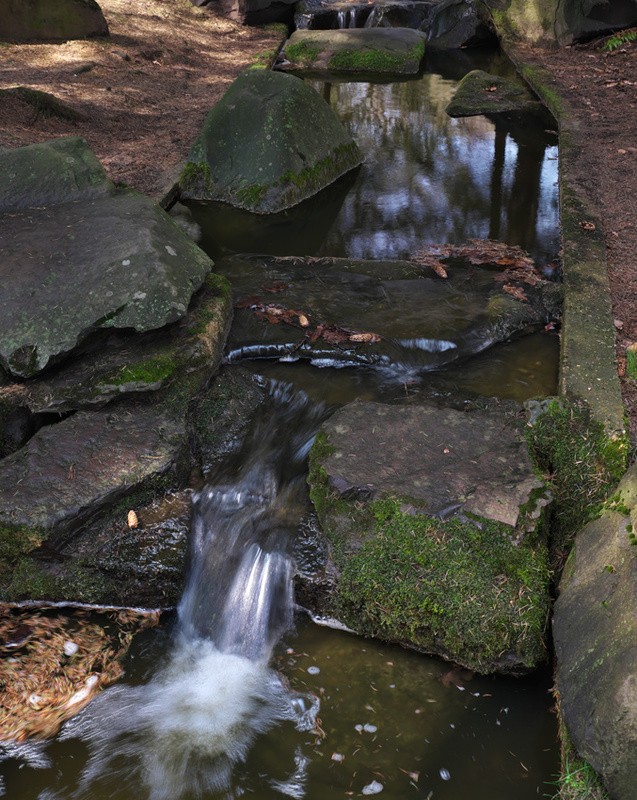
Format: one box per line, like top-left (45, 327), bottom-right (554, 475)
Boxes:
top-left (446, 70), bottom-right (545, 119)
top-left (320, 400), bottom-right (543, 527)
top-left (179, 69), bottom-right (362, 214)
top-left (219, 255), bottom-right (561, 376)
top-left (0, 137), bottom-right (113, 214)
top-left (0, 188), bottom-right (214, 377)
top-left (280, 28), bottom-right (426, 75)
top-left (554, 465), bottom-right (637, 800)
top-left (0, 400), bottom-right (186, 543)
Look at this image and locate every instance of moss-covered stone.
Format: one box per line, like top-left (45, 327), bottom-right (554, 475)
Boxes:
top-left (0, 0), bottom-right (109, 42)
top-left (446, 69), bottom-right (547, 120)
top-left (281, 28), bottom-right (426, 76)
top-left (179, 70), bottom-right (362, 214)
top-left (307, 401), bottom-right (552, 675)
top-left (526, 398), bottom-right (627, 573)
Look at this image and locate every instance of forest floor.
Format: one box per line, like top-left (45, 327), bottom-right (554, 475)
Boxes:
top-left (1, 0), bottom-right (636, 446)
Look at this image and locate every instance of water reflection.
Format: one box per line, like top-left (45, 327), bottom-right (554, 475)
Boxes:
top-left (314, 76), bottom-right (559, 264)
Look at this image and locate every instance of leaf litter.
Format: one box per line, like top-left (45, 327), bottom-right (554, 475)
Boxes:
top-left (0, 605), bottom-right (160, 741)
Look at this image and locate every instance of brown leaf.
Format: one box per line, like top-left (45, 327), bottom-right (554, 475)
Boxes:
top-left (235, 295), bottom-right (263, 310)
top-left (579, 221), bottom-right (596, 231)
top-left (348, 332), bottom-right (381, 344)
top-left (298, 314), bottom-right (310, 328)
top-left (502, 284), bottom-right (528, 302)
top-left (319, 325), bottom-right (351, 345)
top-left (260, 281), bottom-right (288, 294)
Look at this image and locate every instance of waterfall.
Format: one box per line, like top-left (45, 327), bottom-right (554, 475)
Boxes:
top-left (337, 8), bottom-right (358, 28)
top-left (44, 381), bottom-right (326, 800)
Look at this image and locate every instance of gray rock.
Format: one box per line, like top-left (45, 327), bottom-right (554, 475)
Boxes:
top-left (294, 0), bottom-right (436, 31)
top-left (446, 69), bottom-right (546, 119)
top-left (0, 137), bottom-right (113, 214)
top-left (179, 70), bottom-right (362, 214)
top-left (554, 465), bottom-right (637, 800)
top-left (0, 188), bottom-right (214, 378)
top-left (427, 0), bottom-right (496, 48)
top-left (218, 255), bottom-right (561, 375)
top-left (281, 28), bottom-right (427, 75)
top-left (211, 0), bottom-right (297, 25)
top-left (0, 0), bottom-right (109, 42)
top-left (308, 400), bottom-right (551, 673)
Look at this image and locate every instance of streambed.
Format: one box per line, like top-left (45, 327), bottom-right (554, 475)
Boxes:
top-left (0, 50), bottom-right (561, 799)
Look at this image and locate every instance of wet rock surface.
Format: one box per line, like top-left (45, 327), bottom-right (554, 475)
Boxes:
top-left (179, 70), bottom-right (362, 213)
top-left (307, 399), bottom-right (551, 673)
top-left (320, 400), bottom-right (545, 527)
top-left (219, 254), bottom-right (561, 375)
top-left (0, 0), bottom-right (109, 43)
top-left (281, 28), bottom-right (427, 75)
top-left (553, 465), bottom-right (637, 800)
top-left (427, 0), bottom-right (496, 49)
top-left (1, 187), bottom-right (214, 378)
top-left (446, 69), bottom-right (546, 119)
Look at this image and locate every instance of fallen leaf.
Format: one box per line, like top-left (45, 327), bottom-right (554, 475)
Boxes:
top-left (349, 332), bottom-right (381, 344)
top-left (260, 281), bottom-right (288, 293)
top-left (235, 295), bottom-right (262, 310)
top-left (485, 85), bottom-right (498, 92)
top-left (298, 314), bottom-right (310, 328)
top-left (502, 284), bottom-right (528, 302)
top-left (579, 221), bottom-right (596, 231)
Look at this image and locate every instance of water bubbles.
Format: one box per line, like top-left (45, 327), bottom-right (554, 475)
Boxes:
top-left (307, 666), bottom-right (320, 675)
top-left (355, 723), bottom-right (377, 733)
top-left (439, 768), bottom-right (451, 781)
top-left (362, 780), bottom-right (384, 795)
top-left (331, 753), bottom-right (345, 762)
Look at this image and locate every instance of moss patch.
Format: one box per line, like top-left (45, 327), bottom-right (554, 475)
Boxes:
top-left (105, 354), bottom-right (178, 387)
top-left (284, 39), bottom-right (321, 67)
top-left (308, 433), bottom-right (550, 674)
top-left (328, 43), bottom-right (423, 73)
top-left (526, 399), bottom-right (628, 571)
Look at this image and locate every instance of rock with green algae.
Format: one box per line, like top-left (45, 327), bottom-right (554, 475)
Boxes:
top-left (307, 399), bottom-right (552, 674)
top-left (179, 70), bottom-right (362, 214)
top-left (0, 137), bottom-right (113, 214)
top-left (446, 70), bottom-right (546, 119)
top-left (553, 464), bottom-right (637, 800)
top-left (280, 28), bottom-right (426, 75)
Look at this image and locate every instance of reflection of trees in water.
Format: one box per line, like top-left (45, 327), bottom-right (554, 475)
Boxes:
top-left (311, 76), bottom-right (559, 264)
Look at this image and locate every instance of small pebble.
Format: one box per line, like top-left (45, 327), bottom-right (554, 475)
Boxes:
top-left (362, 780), bottom-right (383, 795)
top-left (63, 640), bottom-right (79, 657)
top-left (331, 753), bottom-right (344, 762)
top-left (307, 666), bottom-right (320, 675)
top-left (440, 768), bottom-right (451, 781)
top-left (363, 724), bottom-right (377, 733)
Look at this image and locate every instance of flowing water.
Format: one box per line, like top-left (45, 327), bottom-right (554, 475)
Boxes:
top-left (1, 51), bottom-right (561, 799)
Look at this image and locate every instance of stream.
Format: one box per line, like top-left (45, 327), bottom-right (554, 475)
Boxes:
top-left (0, 49), bottom-right (561, 799)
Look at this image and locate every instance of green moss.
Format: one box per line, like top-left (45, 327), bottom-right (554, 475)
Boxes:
top-left (5, 557), bottom-right (108, 603)
top-left (105, 354), bottom-right (178, 387)
top-left (235, 183), bottom-right (267, 208)
top-left (308, 434), bottom-right (550, 674)
top-left (0, 523), bottom-right (45, 565)
top-left (275, 141), bottom-right (361, 202)
top-left (526, 400), bottom-right (628, 572)
top-left (519, 64), bottom-right (563, 120)
top-left (285, 40), bottom-right (321, 66)
top-left (327, 43), bottom-right (423, 73)
top-left (180, 161), bottom-right (214, 195)
top-left (554, 715), bottom-right (609, 800)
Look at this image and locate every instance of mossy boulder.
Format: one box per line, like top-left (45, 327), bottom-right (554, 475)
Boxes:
top-left (307, 400), bottom-right (552, 674)
top-left (0, 137), bottom-right (112, 214)
top-left (1, 184), bottom-right (214, 378)
top-left (553, 464), bottom-right (637, 800)
top-left (446, 69), bottom-right (547, 120)
top-left (0, 0), bottom-right (108, 42)
top-left (281, 28), bottom-right (426, 75)
top-left (179, 70), bottom-right (362, 214)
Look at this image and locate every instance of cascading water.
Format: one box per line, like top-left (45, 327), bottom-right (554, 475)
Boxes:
top-left (28, 381), bottom-right (326, 800)
top-left (336, 8), bottom-right (358, 28)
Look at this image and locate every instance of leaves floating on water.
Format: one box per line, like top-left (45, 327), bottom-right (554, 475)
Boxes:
top-left (0, 605), bottom-right (160, 742)
top-left (410, 250), bottom-right (448, 278)
top-left (260, 281), bottom-right (289, 294)
top-left (412, 239), bottom-right (536, 273)
top-left (236, 299), bottom-right (381, 347)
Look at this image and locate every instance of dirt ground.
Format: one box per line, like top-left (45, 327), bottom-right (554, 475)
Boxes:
top-left (0, 0), bottom-right (283, 196)
top-left (2, 3), bottom-right (636, 445)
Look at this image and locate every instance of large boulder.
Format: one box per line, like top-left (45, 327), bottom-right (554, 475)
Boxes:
top-left (0, 0), bottom-right (109, 42)
top-left (217, 254), bottom-right (561, 374)
top-left (179, 70), bottom-right (362, 214)
top-left (307, 400), bottom-right (552, 674)
top-left (1, 185), bottom-right (214, 378)
top-left (294, 0), bottom-right (436, 30)
top-left (427, 0), bottom-right (496, 48)
top-left (195, 0), bottom-right (297, 25)
top-left (553, 465), bottom-right (637, 800)
top-left (486, 0), bottom-right (637, 45)
top-left (280, 28), bottom-right (427, 75)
